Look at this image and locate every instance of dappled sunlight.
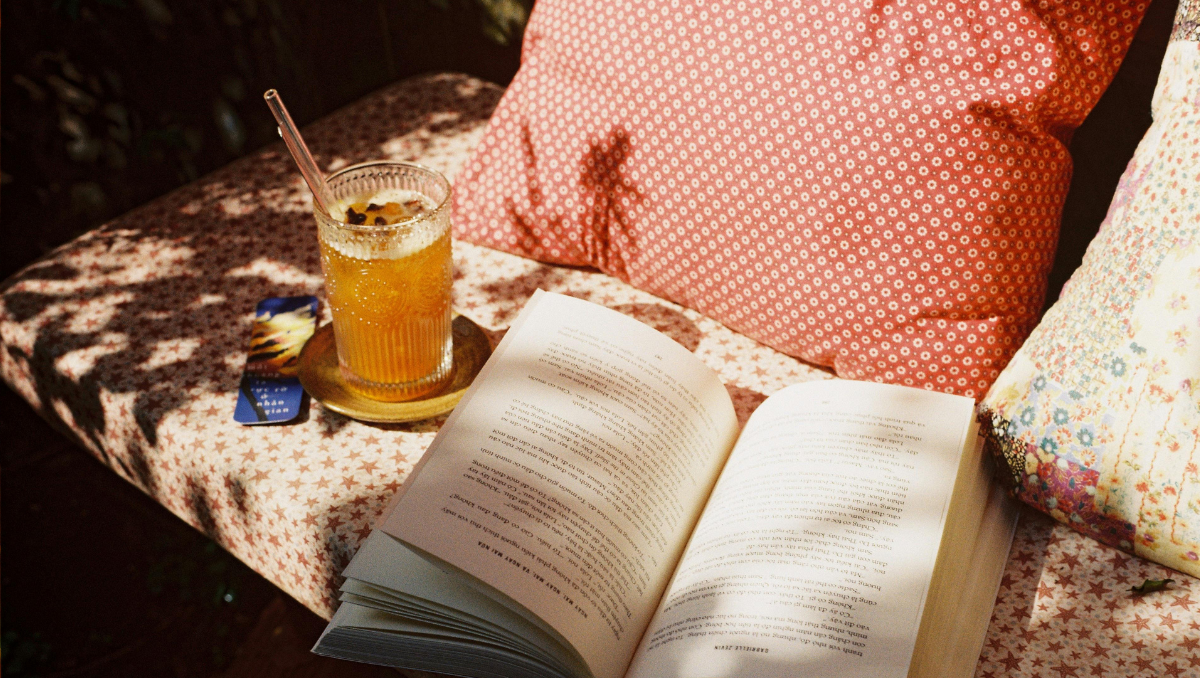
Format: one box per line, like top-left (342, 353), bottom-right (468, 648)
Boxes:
top-left (0, 73), bottom-right (830, 628)
top-left (62, 292), bottom-right (134, 334)
top-left (975, 509), bottom-right (1200, 675)
top-left (226, 257), bottom-right (323, 288)
top-left (53, 332), bottom-right (129, 378)
top-left (140, 338), bottom-right (203, 371)
top-left (0, 73), bottom-right (506, 618)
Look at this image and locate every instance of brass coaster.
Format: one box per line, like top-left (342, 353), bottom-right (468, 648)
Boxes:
top-left (297, 315), bottom-right (492, 423)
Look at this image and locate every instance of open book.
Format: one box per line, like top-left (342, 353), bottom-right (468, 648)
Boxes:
top-left (314, 291), bottom-right (1018, 678)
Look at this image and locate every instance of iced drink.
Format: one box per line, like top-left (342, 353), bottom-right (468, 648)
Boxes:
top-left (315, 163), bottom-right (453, 401)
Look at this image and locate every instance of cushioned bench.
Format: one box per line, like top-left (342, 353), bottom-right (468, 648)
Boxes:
top-left (3, 73), bottom-right (1197, 676)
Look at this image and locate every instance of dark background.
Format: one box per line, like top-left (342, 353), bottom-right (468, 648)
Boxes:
top-left (1, 0), bottom-right (530, 281)
top-left (0, 0), bottom-right (1181, 675)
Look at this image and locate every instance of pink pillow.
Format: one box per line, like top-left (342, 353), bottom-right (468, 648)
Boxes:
top-left (453, 0), bottom-right (1148, 398)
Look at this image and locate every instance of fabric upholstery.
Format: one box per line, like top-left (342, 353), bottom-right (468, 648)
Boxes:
top-left (2, 73), bottom-right (1198, 677)
top-left (453, 0), bottom-right (1150, 399)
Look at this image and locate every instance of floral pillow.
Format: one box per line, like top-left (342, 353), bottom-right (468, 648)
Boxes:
top-left (981, 0), bottom-right (1200, 576)
top-left (452, 0), bottom-right (1149, 399)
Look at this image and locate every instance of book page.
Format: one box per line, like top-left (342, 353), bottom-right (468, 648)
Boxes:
top-left (626, 380), bottom-right (975, 678)
top-left (382, 291), bottom-right (739, 678)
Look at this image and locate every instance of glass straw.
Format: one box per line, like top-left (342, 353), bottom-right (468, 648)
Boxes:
top-left (263, 89), bottom-right (336, 217)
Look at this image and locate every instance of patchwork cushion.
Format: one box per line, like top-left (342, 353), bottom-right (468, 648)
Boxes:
top-left (453, 0), bottom-right (1149, 398)
top-left (981, 0), bottom-right (1200, 576)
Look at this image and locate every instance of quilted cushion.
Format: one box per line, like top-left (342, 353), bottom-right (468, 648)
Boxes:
top-left (980, 0), bottom-right (1200, 576)
top-left (453, 0), bottom-right (1149, 398)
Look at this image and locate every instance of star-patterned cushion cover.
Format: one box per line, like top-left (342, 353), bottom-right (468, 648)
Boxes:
top-left (2, 73), bottom-right (1200, 677)
top-left (980, 0), bottom-right (1200, 579)
top-left (452, 0), bottom-right (1150, 400)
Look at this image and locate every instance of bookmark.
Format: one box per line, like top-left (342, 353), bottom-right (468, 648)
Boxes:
top-left (233, 295), bottom-right (319, 425)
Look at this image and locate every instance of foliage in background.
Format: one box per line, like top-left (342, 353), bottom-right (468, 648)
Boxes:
top-left (0, 0), bottom-right (529, 279)
top-left (435, 0), bottom-right (531, 45)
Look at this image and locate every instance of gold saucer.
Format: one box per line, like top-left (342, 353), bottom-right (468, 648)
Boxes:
top-left (297, 315), bottom-right (492, 423)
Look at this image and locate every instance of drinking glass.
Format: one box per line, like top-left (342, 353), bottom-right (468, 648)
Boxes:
top-left (314, 161), bottom-right (453, 402)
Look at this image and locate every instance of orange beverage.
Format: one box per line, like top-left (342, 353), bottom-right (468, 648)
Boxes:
top-left (315, 164), bottom-right (454, 401)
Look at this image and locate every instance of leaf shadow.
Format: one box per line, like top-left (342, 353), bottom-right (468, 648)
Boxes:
top-left (0, 74), bottom-right (504, 529)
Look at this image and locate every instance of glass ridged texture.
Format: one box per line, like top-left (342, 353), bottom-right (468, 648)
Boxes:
top-left (314, 162), bottom-right (453, 402)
